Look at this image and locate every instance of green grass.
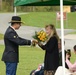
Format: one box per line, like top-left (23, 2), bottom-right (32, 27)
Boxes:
top-left (0, 33), bottom-right (4, 40)
top-left (67, 12), bottom-right (76, 29)
top-left (0, 45), bottom-right (76, 75)
top-left (20, 12), bottom-right (57, 27)
top-left (20, 12), bottom-right (76, 29)
top-left (0, 45), bottom-right (44, 75)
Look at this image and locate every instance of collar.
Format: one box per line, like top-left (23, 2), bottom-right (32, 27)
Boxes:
top-left (10, 26), bottom-right (16, 31)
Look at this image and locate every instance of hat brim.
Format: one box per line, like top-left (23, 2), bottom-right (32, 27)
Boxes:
top-left (9, 21), bottom-right (25, 24)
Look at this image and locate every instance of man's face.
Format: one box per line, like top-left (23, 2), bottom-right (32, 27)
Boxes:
top-left (15, 23), bottom-right (21, 30)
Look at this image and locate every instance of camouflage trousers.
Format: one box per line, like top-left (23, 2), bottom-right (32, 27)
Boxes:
top-left (44, 70), bottom-right (56, 75)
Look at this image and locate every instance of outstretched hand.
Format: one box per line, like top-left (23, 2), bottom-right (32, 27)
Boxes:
top-left (32, 40), bottom-right (38, 46)
top-left (32, 40), bottom-right (38, 43)
top-left (66, 53), bottom-right (70, 60)
top-left (38, 42), bottom-right (43, 47)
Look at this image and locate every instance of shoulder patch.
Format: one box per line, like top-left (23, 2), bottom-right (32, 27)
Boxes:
top-left (14, 36), bottom-right (16, 38)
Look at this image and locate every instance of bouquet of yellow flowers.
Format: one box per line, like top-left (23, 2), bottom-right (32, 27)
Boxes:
top-left (33, 30), bottom-right (47, 42)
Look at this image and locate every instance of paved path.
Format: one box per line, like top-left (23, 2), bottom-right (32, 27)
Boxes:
top-left (0, 13), bottom-right (27, 34)
top-left (0, 13), bottom-right (76, 49)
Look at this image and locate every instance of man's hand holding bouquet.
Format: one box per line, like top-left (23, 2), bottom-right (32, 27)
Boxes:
top-left (33, 30), bottom-right (47, 46)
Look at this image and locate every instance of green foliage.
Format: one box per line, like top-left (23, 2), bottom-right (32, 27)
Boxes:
top-left (33, 6), bottom-right (60, 12)
top-left (2, 1), bottom-right (13, 12)
top-left (1, 1), bottom-right (60, 12)
top-left (33, 31), bottom-right (38, 39)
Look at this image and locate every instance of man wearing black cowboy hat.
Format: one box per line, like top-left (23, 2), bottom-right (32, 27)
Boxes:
top-left (1, 16), bottom-right (37, 75)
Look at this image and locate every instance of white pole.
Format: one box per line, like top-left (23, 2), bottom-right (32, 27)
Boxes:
top-left (56, 13), bottom-right (57, 28)
top-left (66, 13), bottom-right (68, 28)
top-left (14, 7), bottom-right (17, 16)
top-left (60, 0), bottom-right (65, 75)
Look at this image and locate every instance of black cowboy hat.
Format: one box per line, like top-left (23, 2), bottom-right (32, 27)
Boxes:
top-left (9, 16), bottom-right (24, 23)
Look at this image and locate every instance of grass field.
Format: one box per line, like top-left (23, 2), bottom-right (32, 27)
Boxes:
top-left (0, 33), bottom-right (4, 40)
top-left (20, 12), bottom-right (76, 29)
top-left (0, 45), bottom-right (76, 75)
top-left (0, 45), bottom-right (44, 75)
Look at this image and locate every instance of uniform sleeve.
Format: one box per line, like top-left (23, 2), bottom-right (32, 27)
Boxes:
top-left (6, 31), bottom-right (31, 45)
top-left (40, 37), bottom-right (57, 53)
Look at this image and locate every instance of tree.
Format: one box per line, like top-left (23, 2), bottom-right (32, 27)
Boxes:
top-left (41, 0), bottom-right (43, 1)
top-left (0, 0), bottom-right (2, 11)
top-left (2, 0), bottom-right (60, 12)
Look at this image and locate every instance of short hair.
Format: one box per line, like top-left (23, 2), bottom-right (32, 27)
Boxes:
top-left (11, 22), bottom-right (21, 26)
top-left (73, 45), bottom-right (76, 51)
top-left (11, 22), bottom-right (16, 26)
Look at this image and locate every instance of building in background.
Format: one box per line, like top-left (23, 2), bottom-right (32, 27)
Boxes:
top-left (63, 6), bottom-right (71, 13)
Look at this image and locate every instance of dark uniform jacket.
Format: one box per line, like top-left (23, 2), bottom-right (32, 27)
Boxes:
top-left (2, 26), bottom-right (31, 63)
top-left (40, 36), bottom-right (59, 70)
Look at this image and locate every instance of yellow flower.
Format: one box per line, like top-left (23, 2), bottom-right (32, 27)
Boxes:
top-left (44, 38), bottom-right (47, 41)
top-left (40, 30), bottom-right (44, 34)
top-left (37, 32), bottom-right (40, 35)
top-left (40, 37), bottom-right (43, 41)
top-left (41, 35), bottom-right (45, 39)
top-left (42, 39), bottom-right (45, 42)
top-left (38, 35), bottom-right (41, 39)
top-left (33, 30), bottom-right (47, 42)
top-left (42, 32), bottom-right (46, 36)
top-left (39, 33), bottom-right (42, 37)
